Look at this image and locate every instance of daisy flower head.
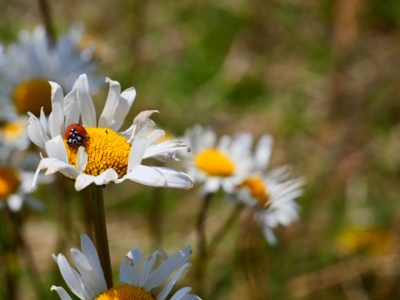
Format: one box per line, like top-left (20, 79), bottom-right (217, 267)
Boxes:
top-left (182, 125), bottom-right (270, 195)
top-left (51, 234), bottom-right (200, 300)
top-left (0, 25), bottom-right (101, 121)
top-left (231, 136), bottom-right (304, 245)
top-left (28, 74), bottom-right (193, 191)
top-left (0, 147), bottom-right (45, 212)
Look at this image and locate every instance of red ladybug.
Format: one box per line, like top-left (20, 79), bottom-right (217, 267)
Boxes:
top-left (65, 123), bottom-right (88, 147)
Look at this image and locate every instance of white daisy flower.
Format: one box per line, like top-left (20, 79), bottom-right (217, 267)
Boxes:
top-left (0, 25), bottom-right (101, 121)
top-left (51, 234), bottom-right (200, 300)
top-left (181, 125), bottom-right (264, 195)
top-left (27, 74), bottom-right (193, 191)
top-left (231, 136), bottom-right (304, 244)
top-left (0, 149), bottom-right (44, 212)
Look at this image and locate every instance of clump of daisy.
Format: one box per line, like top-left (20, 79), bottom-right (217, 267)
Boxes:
top-left (51, 234), bottom-right (200, 300)
top-left (0, 25), bottom-right (101, 121)
top-left (27, 74), bottom-right (193, 191)
top-left (181, 125), bottom-right (257, 195)
top-left (230, 136), bottom-right (304, 244)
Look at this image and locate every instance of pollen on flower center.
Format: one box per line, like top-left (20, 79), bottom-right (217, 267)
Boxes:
top-left (96, 284), bottom-right (155, 300)
top-left (65, 127), bottom-right (130, 177)
top-left (0, 167), bottom-right (20, 199)
top-left (194, 148), bottom-right (235, 177)
top-left (12, 79), bottom-right (52, 116)
top-left (239, 176), bottom-right (269, 206)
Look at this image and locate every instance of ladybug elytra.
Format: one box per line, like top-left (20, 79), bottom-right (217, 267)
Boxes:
top-left (65, 123), bottom-right (88, 147)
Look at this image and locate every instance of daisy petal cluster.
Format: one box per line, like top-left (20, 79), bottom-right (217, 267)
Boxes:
top-left (51, 234), bottom-right (200, 300)
top-left (0, 25), bottom-right (101, 121)
top-left (28, 74), bottom-right (193, 191)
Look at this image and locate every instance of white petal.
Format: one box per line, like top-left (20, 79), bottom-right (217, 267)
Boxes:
top-left (77, 147), bottom-right (88, 172)
top-left (99, 78), bottom-right (136, 131)
top-left (27, 113), bottom-right (48, 149)
top-left (48, 81), bottom-right (65, 138)
top-left (64, 87), bottom-right (80, 128)
top-left (80, 234), bottom-right (107, 291)
top-left (170, 287), bottom-right (192, 300)
top-left (120, 248), bottom-right (143, 285)
top-left (75, 74), bottom-right (96, 127)
top-left (75, 174), bottom-right (95, 191)
top-left (157, 263), bottom-right (191, 300)
top-left (55, 254), bottom-right (86, 299)
top-left (143, 140), bottom-right (188, 160)
top-left (255, 135), bottom-right (273, 171)
top-left (120, 165), bottom-right (193, 189)
top-left (127, 138), bottom-right (147, 170)
top-left (95, 169), bottom-right (118, 185)
top-left (50, 286), bottom-right (73, 300)
top-left (7, 194), bottom-right (24, 212)
top-left (99, 78), bottom-right (121, 128)
top-left (146, 247), bottom-right (191, 290)
top-left (45, 135), bottom-right (68, 162)
top-left (139, 251), bottom-right (162, 288)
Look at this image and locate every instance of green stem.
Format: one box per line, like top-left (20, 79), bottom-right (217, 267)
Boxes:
top-left (37, 0), bottom-right (56, 47)
top-left (194, 193), bottom-right (213, 296)
top-left (149, 188), bottom-right (164, 249)
top-left (207, 204), bottom-right (243, 258)
top-left (89, 185), bottom-right (113, 288)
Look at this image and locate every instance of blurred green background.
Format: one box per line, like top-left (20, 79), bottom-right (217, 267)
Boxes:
top-left (1, 0), bottom-right (400, 299)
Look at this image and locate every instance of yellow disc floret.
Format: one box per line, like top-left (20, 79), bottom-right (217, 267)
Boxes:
top-left (0, 167), bottom-right (20, 199)
top-left (13, 79), bottom-right (52, 116)
top-left (239, 176), bottom-right (269, 207)
top-left (194, 148), bottom-right (235, 177)
top-left (65, 127), bottom-right (130, 177)
top-left (96, 285), bottom-right (155, 300)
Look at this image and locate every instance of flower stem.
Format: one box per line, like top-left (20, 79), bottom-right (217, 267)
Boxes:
top-left (208, 204), bottom-right (243, 258)
top-left (194, 192), bottom-right (213, 295)
top-left (37, 0), bottom-right (56, 46)
top-left (148, 188), bottom-right (164, 248)
top-left (89, 185), bottom-right (113, 288)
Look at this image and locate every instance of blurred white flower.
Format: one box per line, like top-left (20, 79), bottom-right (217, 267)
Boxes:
top-left (0, 149), bottom-right (45, 212)
top-left (51, 234), bottom-right (200, 300)
top-left (28, 74), bottom-right (193, 191)
top-left (0, 25), bottom-right (102, 121)
top-left (231, 135), bottom-right (303, 244)
top-left (181, 125), bottom-right (270, 195)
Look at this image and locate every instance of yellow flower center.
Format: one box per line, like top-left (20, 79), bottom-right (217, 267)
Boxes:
top-left (96, 285), bottom-right (155, 300)
top-left (0, 167), bottom-right (20, 199)
top-left (66, 127), bottom-right (130, 177)
top-left (239, 176), bottom-right (269, 206)
top-left (1, 120), bottom-right (26, 142)
top-left (194, 148), bottom-right (235, 177)
top-left (13, 79), bottom-right (52, 116)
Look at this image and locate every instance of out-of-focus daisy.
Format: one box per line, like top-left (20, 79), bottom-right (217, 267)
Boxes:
top-left (230, 136), bottom-right (303, 244)
top-left (51, 234), bottom-right (200, 300)
top-left (0, 25), bottom-right (101, 121)
top-left (0, 117), bottom-right (30, 152)
top-left (0, 149), bottom-right (44, 211)
top-left (28, 74), bottom-right (192, 191)
top-left (182, 125), bottom-right (267, 195)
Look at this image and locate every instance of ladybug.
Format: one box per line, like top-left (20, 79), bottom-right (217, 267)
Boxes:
top-left (65, 123), bottom-right (88, 147)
